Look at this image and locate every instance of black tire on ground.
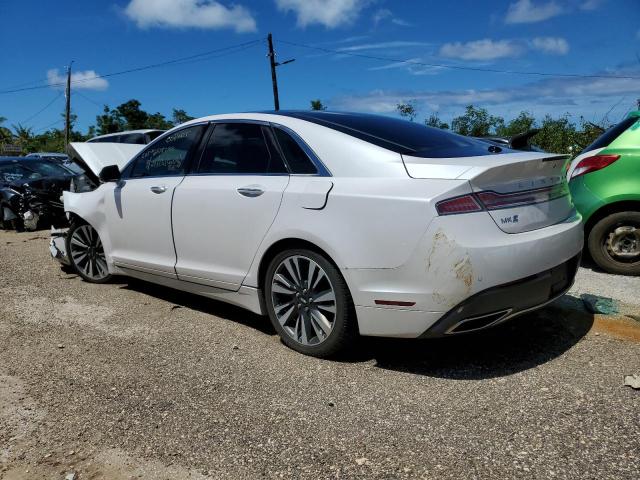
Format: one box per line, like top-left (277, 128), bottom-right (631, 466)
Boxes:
top-left (264, 248), bottom-right (358, 358)
top-left (587, 211), bottom-right (640, 276)
top-left (66, 221), bottom-right (113, 283)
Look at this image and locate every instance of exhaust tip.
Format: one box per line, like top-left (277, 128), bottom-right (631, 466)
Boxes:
top-left (447, 309), bottom-right (512, 334)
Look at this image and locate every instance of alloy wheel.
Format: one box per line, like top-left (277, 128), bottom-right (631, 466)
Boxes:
top-left (69, 224), bottom-right (109, 280)
top-left (270, 255), bottom-right (337, 346)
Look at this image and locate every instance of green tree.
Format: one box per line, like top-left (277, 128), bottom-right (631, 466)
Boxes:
top-left (451, 105), bottom-right (504, 136)
top-left (310, 99), bottom-right (327, 111)
top-left (425, 113), bottom-right (449, 130)
top-left (496, 111), bottom-right (536, 137)
top-left (172, 108), bottom-right (194, 126)
top-left (147, 112), bottom-right (173, 130)
top-left (532, 114), bottom-right (578, 155)
top-left (115, 99), bottom-right (148, 130)
top-left (396, 101), bottom-right (418, 121)
top-left (11, 124), bottom-right (35, 152)
top-left (95, 106), bottom-right (124, 135)
top-left (0, 116), bottom-right (13, 146)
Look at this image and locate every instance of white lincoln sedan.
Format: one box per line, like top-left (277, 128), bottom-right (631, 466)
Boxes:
top-left (58, 111), bottom-right (583, 357)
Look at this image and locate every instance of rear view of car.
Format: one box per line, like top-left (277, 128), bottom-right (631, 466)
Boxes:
top-left (568, 112), bottom-right (640, 275)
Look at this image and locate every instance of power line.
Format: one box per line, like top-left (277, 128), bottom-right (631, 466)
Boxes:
top-left (19, 92), bottom-right (64, 124)
top-left (278, 39), bottom-right (640, 80)
top-left (0, 39), bottom-right (263, 95)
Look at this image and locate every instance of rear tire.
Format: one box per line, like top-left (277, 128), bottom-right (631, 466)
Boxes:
top-left (588, 211), bottom-right (640, 276)
top-left (264, 249), bottom-right (358, 357)
top-left (66, 221), bottom-right (113, 283)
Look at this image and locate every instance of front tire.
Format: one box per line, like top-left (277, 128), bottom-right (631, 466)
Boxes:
top-left (66, 221), bottom-right (113, 283)
top-left (588, 211), bottom-right (640, 276)
top-left (264, 249), bottom-right (357, 357)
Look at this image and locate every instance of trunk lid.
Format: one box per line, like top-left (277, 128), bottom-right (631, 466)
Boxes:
top-left (403, 151), bottom-right (574, 233)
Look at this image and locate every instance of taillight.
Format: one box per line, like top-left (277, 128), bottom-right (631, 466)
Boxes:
top-left (436, 184), bottom-right (569, 215)
top-left (477, 184), bottom-right (568, 210)
top-left (436, 194), bottom-right (483, 215)
top-left (570, 154), bottom-right (620, 179)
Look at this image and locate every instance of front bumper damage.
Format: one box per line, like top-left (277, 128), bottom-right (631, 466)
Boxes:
top-left (49, 226), bottom-right (70, 265)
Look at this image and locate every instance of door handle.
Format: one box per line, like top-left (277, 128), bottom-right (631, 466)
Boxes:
top-left (237, 186), bottom-right (265, 198)
top-left (150, 185), bottom-right (167, 194)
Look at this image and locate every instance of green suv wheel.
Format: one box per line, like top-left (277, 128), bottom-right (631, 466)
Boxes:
top-left (588, 211), bottom-right (640, 276)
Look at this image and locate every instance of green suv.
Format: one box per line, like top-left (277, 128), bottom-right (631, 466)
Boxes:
top-left (568, 111), bottom-right (640, 275)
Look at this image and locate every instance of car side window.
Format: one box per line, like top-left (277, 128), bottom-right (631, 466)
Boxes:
top-left (273, 127), bottom-right (318, 174)
top-left (130, 125), bottom-right (205, 178)
top-left (197, 123), bottom-right (287, 175)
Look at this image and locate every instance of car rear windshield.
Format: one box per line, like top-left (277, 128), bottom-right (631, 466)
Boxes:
top-left (581, 116), bottom-right (638, 154)
top-left (274, 111), bottom-right (503, 158)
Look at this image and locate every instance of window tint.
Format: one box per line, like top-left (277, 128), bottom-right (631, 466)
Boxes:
top-left (274, 128), bottom-right (317, 174)
top-left (131, 125), bottom-right (204, 178)
top-left (119, 133), bottom-right (146, 145)
top-left (146, 130), bottom-right (164, 142)
top-left (580, 116), bottom-right (638, 154)
top-left (277, 111), bottom-right (500, 158)
top-left (197, 123), bottom-right (287, 175)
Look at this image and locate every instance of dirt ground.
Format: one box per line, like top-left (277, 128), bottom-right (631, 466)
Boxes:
top-left (0, 230), bottom-right (639, 479)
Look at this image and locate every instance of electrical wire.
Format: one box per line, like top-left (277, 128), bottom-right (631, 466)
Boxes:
top-left (278, 39), bottom-right (640, 80)
top-left (19, 92), bottom-right (64, 124)
top-left (0, 39), bottom-right (263, 94)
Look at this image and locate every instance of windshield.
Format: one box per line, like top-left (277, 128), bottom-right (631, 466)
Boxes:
top-left (22, 160), bottom-right (73, 177)
top-left (0, 163), bottom-right (36, 183)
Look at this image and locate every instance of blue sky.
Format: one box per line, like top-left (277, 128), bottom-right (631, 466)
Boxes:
top-left (1, 0), bottom-right (639, 133)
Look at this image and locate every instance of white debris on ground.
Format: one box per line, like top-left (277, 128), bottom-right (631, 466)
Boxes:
top-left (624, 375), bottom-right (640, 390)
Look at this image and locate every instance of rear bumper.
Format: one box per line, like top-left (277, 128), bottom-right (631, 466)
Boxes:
top-left (347, 211), bottom-right (583, 338)
top-left (420, 253), bottom-right (580, 337)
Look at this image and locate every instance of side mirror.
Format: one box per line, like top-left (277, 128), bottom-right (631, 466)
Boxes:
top-left (98, 165), bottom-right (121, 183)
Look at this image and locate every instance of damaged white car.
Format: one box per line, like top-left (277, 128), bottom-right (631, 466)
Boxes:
top-left (52, 111), bottom-right (583, 357)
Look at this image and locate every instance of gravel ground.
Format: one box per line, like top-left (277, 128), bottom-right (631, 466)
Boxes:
top-left (0, 230), bottom-right (639, 480)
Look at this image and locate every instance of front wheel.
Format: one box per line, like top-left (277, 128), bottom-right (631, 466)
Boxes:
top-left (588, 211), bottom-right (640, 276)
top-left (66, 222), bottom-right (113, 283)
top-left (264, 249), bottom-right (358, 357)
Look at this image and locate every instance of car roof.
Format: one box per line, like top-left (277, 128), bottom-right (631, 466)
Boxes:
top-left (27, 152), bottom-right (68, 157)
top-left (89, 129), bottom-right (164, 140)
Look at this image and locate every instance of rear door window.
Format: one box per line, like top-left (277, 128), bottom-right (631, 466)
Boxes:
top-left (130, 125), bottom-right (205, 178)
top-left (273, 128), bottom-right (318, 174)
top-left (197, 123), bottom-right (288, 175)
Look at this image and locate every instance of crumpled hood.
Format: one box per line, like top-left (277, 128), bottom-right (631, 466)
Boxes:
top-left (68, 142), bottom-right (145, 177)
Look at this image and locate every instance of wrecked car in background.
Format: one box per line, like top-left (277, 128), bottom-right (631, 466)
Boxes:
top-left (0, 156), bottom-right (76, 231)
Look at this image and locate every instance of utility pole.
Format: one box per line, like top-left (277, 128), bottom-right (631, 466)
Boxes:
top-left (267, 34), bottom-right (295, 111)
top-left (64, 61), bottom-right (73, 149)
top-left (267, 33), bottom-right (279, 111)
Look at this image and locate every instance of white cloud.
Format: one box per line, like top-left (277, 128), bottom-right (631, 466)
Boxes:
top-left (124, 0), bottom-right (257, 32)
top-left (579, 0), bottom-right (603, 10)
top-left (333, 66), bottom-right (640, 118)
top-left (368, 58), bottom-right (444, 76)
top-left (47, 69), bottom-right (109, 91)
top-left (275, 0), bottom-right (368, 28)
top-left (439, 39), bottom-right (523, 60)
top-left (339, 41), bottom-right (432, 52)
top-left (531, 36), bottom-right (569, 55)
top-left (505, 0), bottom-right (563, 24)
top-left (372, 8), bottom-right (411, 27)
